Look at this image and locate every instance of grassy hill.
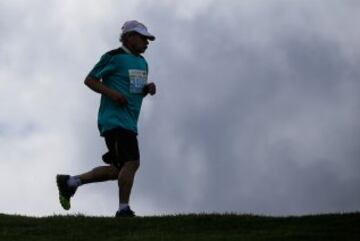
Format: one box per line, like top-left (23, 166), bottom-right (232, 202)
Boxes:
top-left (0, 212), bottom-right (359, 241)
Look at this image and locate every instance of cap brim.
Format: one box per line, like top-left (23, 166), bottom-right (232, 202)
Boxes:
top-left (135, 29), bottom-right (156, 41)
top-left (145, 35), bottom-right (156, 41)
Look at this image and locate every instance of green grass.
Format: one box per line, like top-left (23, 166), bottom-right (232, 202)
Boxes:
top-left (0, 212), bottom-right (359, 241)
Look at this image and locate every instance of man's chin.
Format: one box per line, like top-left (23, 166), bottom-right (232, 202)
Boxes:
top-left (134, 47), bottom-right (147, 54)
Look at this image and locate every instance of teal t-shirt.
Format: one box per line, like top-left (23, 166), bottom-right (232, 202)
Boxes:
top-left (88, 47), bottom-right (148, 135)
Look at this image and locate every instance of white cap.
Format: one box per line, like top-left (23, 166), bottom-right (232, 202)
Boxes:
top-left (121, 20), bottom-right (155, 41)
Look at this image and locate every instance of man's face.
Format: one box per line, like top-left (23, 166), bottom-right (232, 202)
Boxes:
top-left (127, 32), bottom-right (149, 54)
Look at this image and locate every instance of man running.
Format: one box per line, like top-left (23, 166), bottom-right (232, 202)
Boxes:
top-left (56, 20), bottom-right (156, 217)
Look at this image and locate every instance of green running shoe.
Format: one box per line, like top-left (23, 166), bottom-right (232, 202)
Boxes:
top-left (56, 174), bottom-right (77, 210)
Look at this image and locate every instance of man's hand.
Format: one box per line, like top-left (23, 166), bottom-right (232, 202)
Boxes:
top-left (143, 82), bottom-right (156, 96)
top-left (109, 91), bottom-right (128, 106)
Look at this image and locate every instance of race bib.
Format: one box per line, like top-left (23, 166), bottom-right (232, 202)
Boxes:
top-left (129, 69), bottom-right (147, 94)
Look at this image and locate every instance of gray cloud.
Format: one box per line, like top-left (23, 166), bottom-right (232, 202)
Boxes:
top-left (134, 0), bottom-right (360, 215)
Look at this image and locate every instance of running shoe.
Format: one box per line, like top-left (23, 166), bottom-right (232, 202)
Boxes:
top-left (115, 207), bottom-right (135, 217)
top-left (56, 174), bottom-right (77, 210)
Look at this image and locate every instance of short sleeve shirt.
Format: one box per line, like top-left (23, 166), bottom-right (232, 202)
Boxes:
top-left (88, 47), bottom-right (149, 135)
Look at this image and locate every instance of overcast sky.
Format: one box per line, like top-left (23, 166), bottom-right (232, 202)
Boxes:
top-left (1, 0), bottom-right (359, 217)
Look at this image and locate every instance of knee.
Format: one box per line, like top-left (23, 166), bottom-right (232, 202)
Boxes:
top-left (108, 166), bottom-right (120, 180)
top-left (124, 160), bottom-right (140, 173)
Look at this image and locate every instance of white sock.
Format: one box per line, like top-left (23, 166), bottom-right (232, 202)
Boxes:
top-left (119, 203), bottom-right (129, 211)
top-left (67, 176), bottom-right (81, 188)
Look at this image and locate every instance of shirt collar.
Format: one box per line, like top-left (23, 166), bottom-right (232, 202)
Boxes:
top-left (121, 45), bottom-right (132, 55)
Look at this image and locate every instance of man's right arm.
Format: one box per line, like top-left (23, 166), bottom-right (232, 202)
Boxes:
top-left (84, 76), bottom-right (128, 106)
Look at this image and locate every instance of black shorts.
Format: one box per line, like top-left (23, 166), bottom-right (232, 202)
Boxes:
top-left (102, 127), bottom-right (140, 169)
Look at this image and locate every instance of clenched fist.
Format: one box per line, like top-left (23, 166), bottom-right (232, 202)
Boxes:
top-left (109, 91), bottom-right (128, 106)
top-left (143, 82), bottom-right (156, 96)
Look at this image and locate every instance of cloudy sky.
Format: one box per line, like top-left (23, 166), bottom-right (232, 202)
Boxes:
top-left (1, 0), bottom-right (359, 217)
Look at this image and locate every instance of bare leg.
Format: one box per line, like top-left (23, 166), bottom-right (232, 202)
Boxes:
top-left (78, 165), bottom-right (120, 185)
top-left (118, 160), bottom-right (140, 204)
